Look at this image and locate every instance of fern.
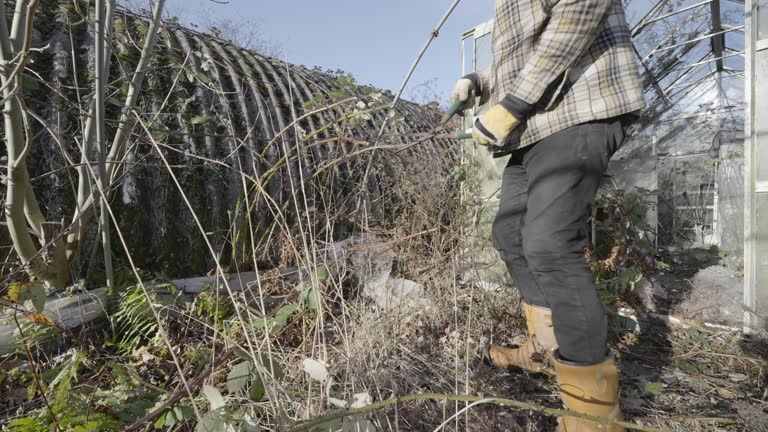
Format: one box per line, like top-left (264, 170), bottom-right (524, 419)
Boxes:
top-left (111, 285), bottom-right (160, 354)
top-left (6, 418), bottom-right (45, 432)
top-left (8, 351), bottom-right (120, 432)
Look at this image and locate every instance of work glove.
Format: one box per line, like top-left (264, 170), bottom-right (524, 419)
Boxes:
top-left (472, 103), bottom-right (520, 147)
top-left (449, 77), bottom-right (477, 113)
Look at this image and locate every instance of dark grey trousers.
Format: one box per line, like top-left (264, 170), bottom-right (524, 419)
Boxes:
top-left (491, 117), bottom-right (627, 364)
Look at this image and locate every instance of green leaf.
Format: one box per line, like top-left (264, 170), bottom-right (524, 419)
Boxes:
top-left (234, 348), bottom-right (252, 361)
top-left (226, 361), bottom-right (252, 393)
top-left (644, 382), bottom-right (663, 395)
top-left (154, 414), bottom-right (166, 429)
top-left (254, 317), bottom-right (274, 330)
top-left (316, 265), bottom-right (330, 282)
top-left (685, 327), bottom-right (701, 338)
top-left (22, 76), bottom-right (40, 90)
top-left (274, 303), bottom-right (299, 327)
top-left (107, 97), bottom-right (124, 107)
top-left (118, 397), bottom-right (158, 423)
top-left (301, 285), bottom-right (321, 311)
top-left (249, 372), bottom-right (265, 401)
top-left (8, 283), bottom-right (46, 312)
top-left (196, 72), bottom-right (212, 85)
top-left (175, 405), bottom-right (194, 420)
top-left (164, 410), bottom-right (176, 428)
top-left (7, 417), bottom-right (46, 432)
top-left (202, 385), bottom-right (226, 410)
top-left (259, 354), bottom-right (284, 380)
top-left (194, 407), bottom-right (228, 432)
top-left (190, 116), bottom-right (208, 125)
top-left (676, 360), bottom-right (699, 373)
top-left (27, 286), bottom-right (46, 313)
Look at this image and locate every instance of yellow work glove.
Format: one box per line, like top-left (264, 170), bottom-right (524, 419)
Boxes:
top-left (472, 103), bottom-right (520, 147)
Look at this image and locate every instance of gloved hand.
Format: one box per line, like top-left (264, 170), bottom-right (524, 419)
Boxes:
top-left (449, 77), bottom-right (477, 113)
top-left (472, 103), bottom-right (520, 147)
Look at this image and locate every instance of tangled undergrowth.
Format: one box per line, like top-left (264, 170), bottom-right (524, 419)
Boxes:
top-left (0, 1), bottom-right (763, 430)
top-left (2, 151), bottom-right (766, 432)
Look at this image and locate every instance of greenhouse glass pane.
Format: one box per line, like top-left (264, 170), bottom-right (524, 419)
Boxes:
top-left (463, 35), bottom-right (474, 75)
top-left (756, 50), bottom-right (768, 181)
top-left (759, 0), bottom-right (768, 41)
top-left (475, 34), bottom-right (493, 72)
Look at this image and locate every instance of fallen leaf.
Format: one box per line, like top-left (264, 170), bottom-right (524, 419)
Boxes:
top-left (349, 392), bottom-right (372, 409)
top-left (302, 358), bottom-right (328, 383)
top-left (728, 373), bottom-right (748, 383)
top-left (717, 388), bottom-right (736, 399)
top-left (23, 312), bottom-right (54, 326)
top-left (202, 385), bottom-right (226, 410)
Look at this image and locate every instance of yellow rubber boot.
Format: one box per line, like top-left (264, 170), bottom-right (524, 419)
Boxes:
top-left (554, 352), bottom-right (625, 432)
top-left (484, 304), bottom-right (557, 373)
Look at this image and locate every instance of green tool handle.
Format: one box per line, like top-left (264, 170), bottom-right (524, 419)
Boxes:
top-left (446, 99), bottom-right (465, 119)
top-left (440, 99), bottom-right (466, 126)
top-left (457, 129), bottom-right (473, 140)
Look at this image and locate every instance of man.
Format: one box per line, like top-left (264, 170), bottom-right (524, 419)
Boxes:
top-left (450, 0), bottom-right (644, 430)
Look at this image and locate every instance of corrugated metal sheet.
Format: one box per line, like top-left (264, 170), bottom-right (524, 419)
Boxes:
top-left (10, 1), bottom-right (459, 276)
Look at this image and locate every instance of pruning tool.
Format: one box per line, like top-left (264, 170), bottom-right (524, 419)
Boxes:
top-left (436, 99), bottom-right (474, 139)
top-left (396, 100), bottom-right (474, 151)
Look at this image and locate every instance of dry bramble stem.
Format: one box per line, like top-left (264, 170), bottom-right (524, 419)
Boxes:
top-left (286, 393), bottom-right (731, 432)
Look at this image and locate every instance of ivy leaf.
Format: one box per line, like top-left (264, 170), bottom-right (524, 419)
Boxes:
top-left (226, 361), bottom-right (252, 393)
top-left (202, 385), bottom-right (226, 410)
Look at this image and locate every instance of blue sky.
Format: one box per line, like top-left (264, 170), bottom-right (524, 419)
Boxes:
top-left (161, 0), bottom-right (495, 105)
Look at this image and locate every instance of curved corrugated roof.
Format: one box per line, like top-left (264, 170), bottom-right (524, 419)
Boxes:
top-left (17, 1), bottom-right (459, 276)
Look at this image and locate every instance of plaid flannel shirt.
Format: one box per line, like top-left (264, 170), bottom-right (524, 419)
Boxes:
top-left (471, 0), bottom-right (645, 154)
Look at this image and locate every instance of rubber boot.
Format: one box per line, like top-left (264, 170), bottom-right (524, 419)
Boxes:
top-left (483, 304), bottom-right (557, 372)
top-left (553, 351), bottom-right (625, 432)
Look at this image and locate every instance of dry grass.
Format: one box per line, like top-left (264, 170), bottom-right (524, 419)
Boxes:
top-left (1, 103), bottom-right (766, 432)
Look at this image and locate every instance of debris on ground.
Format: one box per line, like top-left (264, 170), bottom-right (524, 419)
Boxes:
top-left (674, 265), bottom-right (744, 326)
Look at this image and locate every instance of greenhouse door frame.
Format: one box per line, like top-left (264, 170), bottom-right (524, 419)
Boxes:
top-left (745, 0), bottom-right (768, 332)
